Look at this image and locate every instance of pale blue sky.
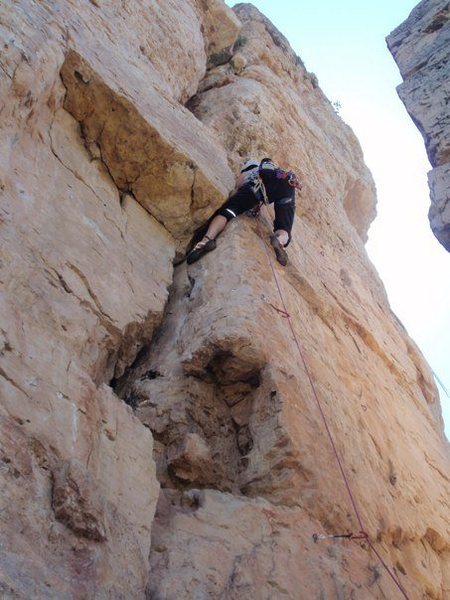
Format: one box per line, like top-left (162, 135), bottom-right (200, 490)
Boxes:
top-left (227, 1), bottom-right (450, 436)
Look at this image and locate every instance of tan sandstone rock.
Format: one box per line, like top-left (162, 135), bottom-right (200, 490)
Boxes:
top-left (148, 489), bottom-right (414, 599)
top-left (1, 0), bottom-right (449, 598)
top-left (196, 0), bottom-right (243, 66)
top-left (124, 4), bottom-right (449, 598)
top-left (0, 0), bottom-right (233, 595)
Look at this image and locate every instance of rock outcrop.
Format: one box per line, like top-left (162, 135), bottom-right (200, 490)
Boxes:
top-left (387, 0), bottom-right (450, 251)
top-left (1, 1), bottom-right (449, 599)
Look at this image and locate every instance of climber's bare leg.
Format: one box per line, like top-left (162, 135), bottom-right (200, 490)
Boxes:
top-left (192, 215), bottom-right (228, 250)
top-left (274, 229), bottom-right (289, 246)
top-left (270, 229), bottom-right (289, 266)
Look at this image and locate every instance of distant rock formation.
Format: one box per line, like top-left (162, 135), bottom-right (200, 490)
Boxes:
top-left (1, 1), bottom-right (449, 598)
top-left (387, 0), bottom-right (450, 251)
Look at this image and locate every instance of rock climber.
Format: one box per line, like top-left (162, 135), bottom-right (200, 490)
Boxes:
top-left (186, 158), bottom-right (301, 266)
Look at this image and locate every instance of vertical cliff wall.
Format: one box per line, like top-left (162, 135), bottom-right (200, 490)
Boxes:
top-left (1, 1), bottom-right (449, 599)
top-left (387, 0), bottom-right (450, 252)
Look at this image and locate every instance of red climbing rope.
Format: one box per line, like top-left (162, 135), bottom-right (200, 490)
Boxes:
top-left (255, 206), bottom-right (410, 600)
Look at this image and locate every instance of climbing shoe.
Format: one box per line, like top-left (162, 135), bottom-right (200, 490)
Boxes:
top-left (186, 237), bottom-right (217, 264)
top-left (270, 235), bottom-right (288, 266)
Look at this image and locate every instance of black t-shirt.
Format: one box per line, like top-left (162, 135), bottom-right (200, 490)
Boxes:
top-left (259, 165), bottom-right (295, 203)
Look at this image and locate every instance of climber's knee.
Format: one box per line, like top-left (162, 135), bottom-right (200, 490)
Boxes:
top-left (216, 185), bottom-right (259, 222)
top-left (217, 206), bottom-right (238, 221)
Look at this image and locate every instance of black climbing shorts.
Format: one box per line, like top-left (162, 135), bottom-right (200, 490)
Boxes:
top-left (215, 187), bottom-right (295, 247)
top-left (216, 184), bottom-right (259, 221)
top-left (273, 198), bottom-right (295, 246)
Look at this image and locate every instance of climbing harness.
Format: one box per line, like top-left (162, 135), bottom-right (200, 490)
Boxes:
top-left (247, 161), bottom-right (302, 207)
top-left (255, 206), bottom-right (410, 600)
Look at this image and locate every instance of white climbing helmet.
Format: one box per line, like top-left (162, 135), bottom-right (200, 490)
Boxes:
top-left (240, 159), bottom-right (259, 173)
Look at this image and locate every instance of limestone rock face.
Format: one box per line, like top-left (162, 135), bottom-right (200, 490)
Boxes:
top-left (188, 3), bottom-right (377, 243)
top-left (1, 1), bottom-right (449, 599)
top-left (387, 0), bottom-right (450, 251)
top-left (148, 489), bottom-right (411, 599)
top-left (197, 0), bottom-right (243, 66)
top-left (0, 0), bottom-right (233, 596)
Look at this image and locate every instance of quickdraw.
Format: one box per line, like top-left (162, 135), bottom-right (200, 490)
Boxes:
top-left (312, 531), bottom-right (369, 543)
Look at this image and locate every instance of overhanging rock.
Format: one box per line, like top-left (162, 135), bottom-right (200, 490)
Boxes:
top-left (61, 50), bottom-right (234, 249)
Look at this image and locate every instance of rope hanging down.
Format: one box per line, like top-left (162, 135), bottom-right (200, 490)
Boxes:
top-left (255, 206), bottom-right (410, 600)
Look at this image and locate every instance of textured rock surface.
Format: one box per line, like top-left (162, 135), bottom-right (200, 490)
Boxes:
top-left (188, 3), bottom-right (377, 243)
top-left (148, 489), bottom-right (410, 599)
top-left (387, 0), bottom-right (450, 251)
top-left (198, 0), bottom-right (243, 65)
top-left (0, 0), bottom-right (232, 596)
top-left (1, 1), bottom-right (449, 599)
